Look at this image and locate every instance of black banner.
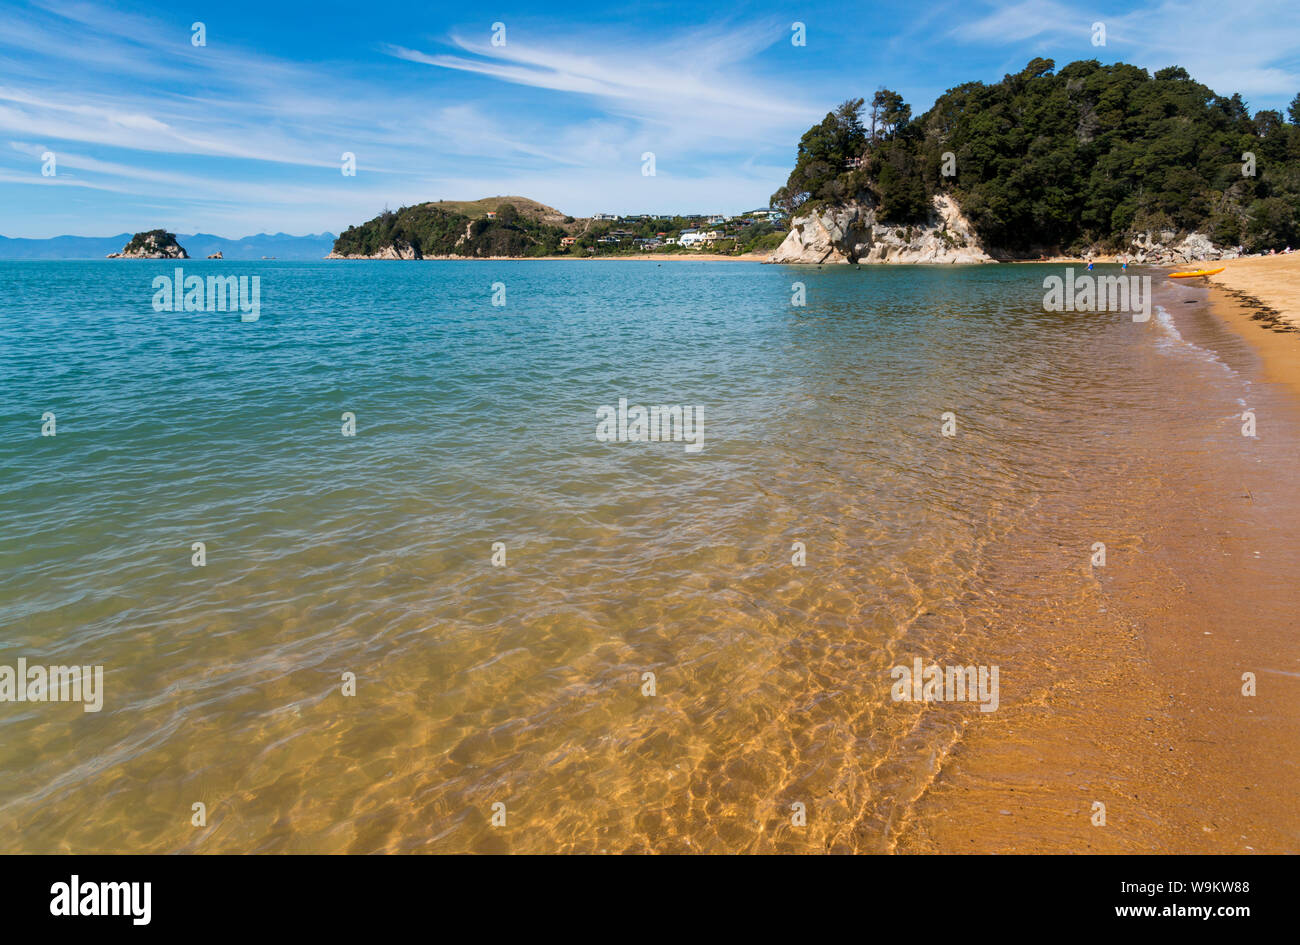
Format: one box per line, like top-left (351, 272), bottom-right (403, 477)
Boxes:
top-left (4, 855), bottom-right (1276, 933)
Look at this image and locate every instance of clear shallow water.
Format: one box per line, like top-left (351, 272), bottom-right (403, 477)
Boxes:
top-left (0, 260), bottom-right (1290, 852)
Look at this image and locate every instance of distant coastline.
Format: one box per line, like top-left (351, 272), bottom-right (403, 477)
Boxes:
top-left (0, 231), bottom-right (336, 261)
top-left (323, 251), bottom-right (776, 262)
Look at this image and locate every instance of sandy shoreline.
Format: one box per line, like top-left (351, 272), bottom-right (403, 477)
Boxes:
top-left (900, 270), bottom-right (1300, 853)
top-left (1197, 255), bottom-right (1300, 400)
top-left (321, 252), bottom-right (1180, 265)
top-left (326, 252), bottom-right (775, 262)
top-left (534, 252), bottom-right (774, 262)
top-left (1206, 253), bottom-right (1300, 329)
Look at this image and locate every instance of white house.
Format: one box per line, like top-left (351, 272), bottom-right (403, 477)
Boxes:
top-left (678, 229), bottom-right (722, 247)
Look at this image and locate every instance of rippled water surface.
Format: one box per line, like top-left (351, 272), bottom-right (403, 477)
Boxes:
top-left (1, 260), bottom-right (1293, 852)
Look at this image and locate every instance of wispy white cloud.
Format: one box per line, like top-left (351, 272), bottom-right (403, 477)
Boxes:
top-left (386, 20), bottom-right (814, 137)
top-left (0, 5), bottom-right (823, 235)
top-left (955, 0), bottom-right (1300, 99)
top-left (7, 0), bottom-right (1293, 237)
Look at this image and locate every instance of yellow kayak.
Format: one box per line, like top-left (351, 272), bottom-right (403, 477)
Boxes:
top-left (1169, 267), bottom-right (1225, 278)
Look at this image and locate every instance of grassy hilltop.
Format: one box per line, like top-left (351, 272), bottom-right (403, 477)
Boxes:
top-left (332, 199), bottom-right (576, 257)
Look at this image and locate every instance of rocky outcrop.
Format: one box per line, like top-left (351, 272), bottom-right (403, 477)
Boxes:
top-left (1125, 230), bottom-right (1241, 265)
top-left (766, 194), bottom-right (993, 265)
top-left (325, 241), bottom-right (421, 260)
top-left (107, 230), bottom-right (188, 259)
top-left (206, 251), bottom-right (223, 259)
top-left (767, 194), bottom-right (1244, 266)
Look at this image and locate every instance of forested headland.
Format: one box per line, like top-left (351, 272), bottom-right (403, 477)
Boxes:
top-left (770, 59), bottom-right (1300, 255)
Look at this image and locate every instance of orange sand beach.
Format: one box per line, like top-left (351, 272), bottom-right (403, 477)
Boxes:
top-left (1200, 254), bottom-right (1300, 400)
top-left (900, 254), bottom-right (1300, 853)
top-left (1205, 252), bottom-right (1300, 328)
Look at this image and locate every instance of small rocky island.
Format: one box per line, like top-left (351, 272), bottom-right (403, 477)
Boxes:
top-left (107, 230), bottom-right (188, 259)
top-left (207, 251), bottom-right (223, 259)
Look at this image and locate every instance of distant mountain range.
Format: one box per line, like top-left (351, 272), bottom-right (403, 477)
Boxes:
top-left (0, 232), bottom-right (337, 260)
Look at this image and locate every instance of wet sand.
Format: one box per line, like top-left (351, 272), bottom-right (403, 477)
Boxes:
top-left (899, 269), bottom-right (1300, 853)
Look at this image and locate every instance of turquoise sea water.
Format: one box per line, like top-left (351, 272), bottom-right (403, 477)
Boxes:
top-left (1, 259), bottom-right (1293, 852)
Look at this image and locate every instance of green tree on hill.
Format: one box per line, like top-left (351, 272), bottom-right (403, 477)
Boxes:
top-left (769, 98), bottom-right (869, 215)
top-left (869, 89), bottom-right (910, 140)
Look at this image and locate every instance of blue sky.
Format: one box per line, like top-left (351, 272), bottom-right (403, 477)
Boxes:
top-left (2, 0), bottom-right (1297, 237)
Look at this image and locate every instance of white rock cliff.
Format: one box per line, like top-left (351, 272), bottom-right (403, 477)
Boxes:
top-left (766, 194), bottom-right (993, 265)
